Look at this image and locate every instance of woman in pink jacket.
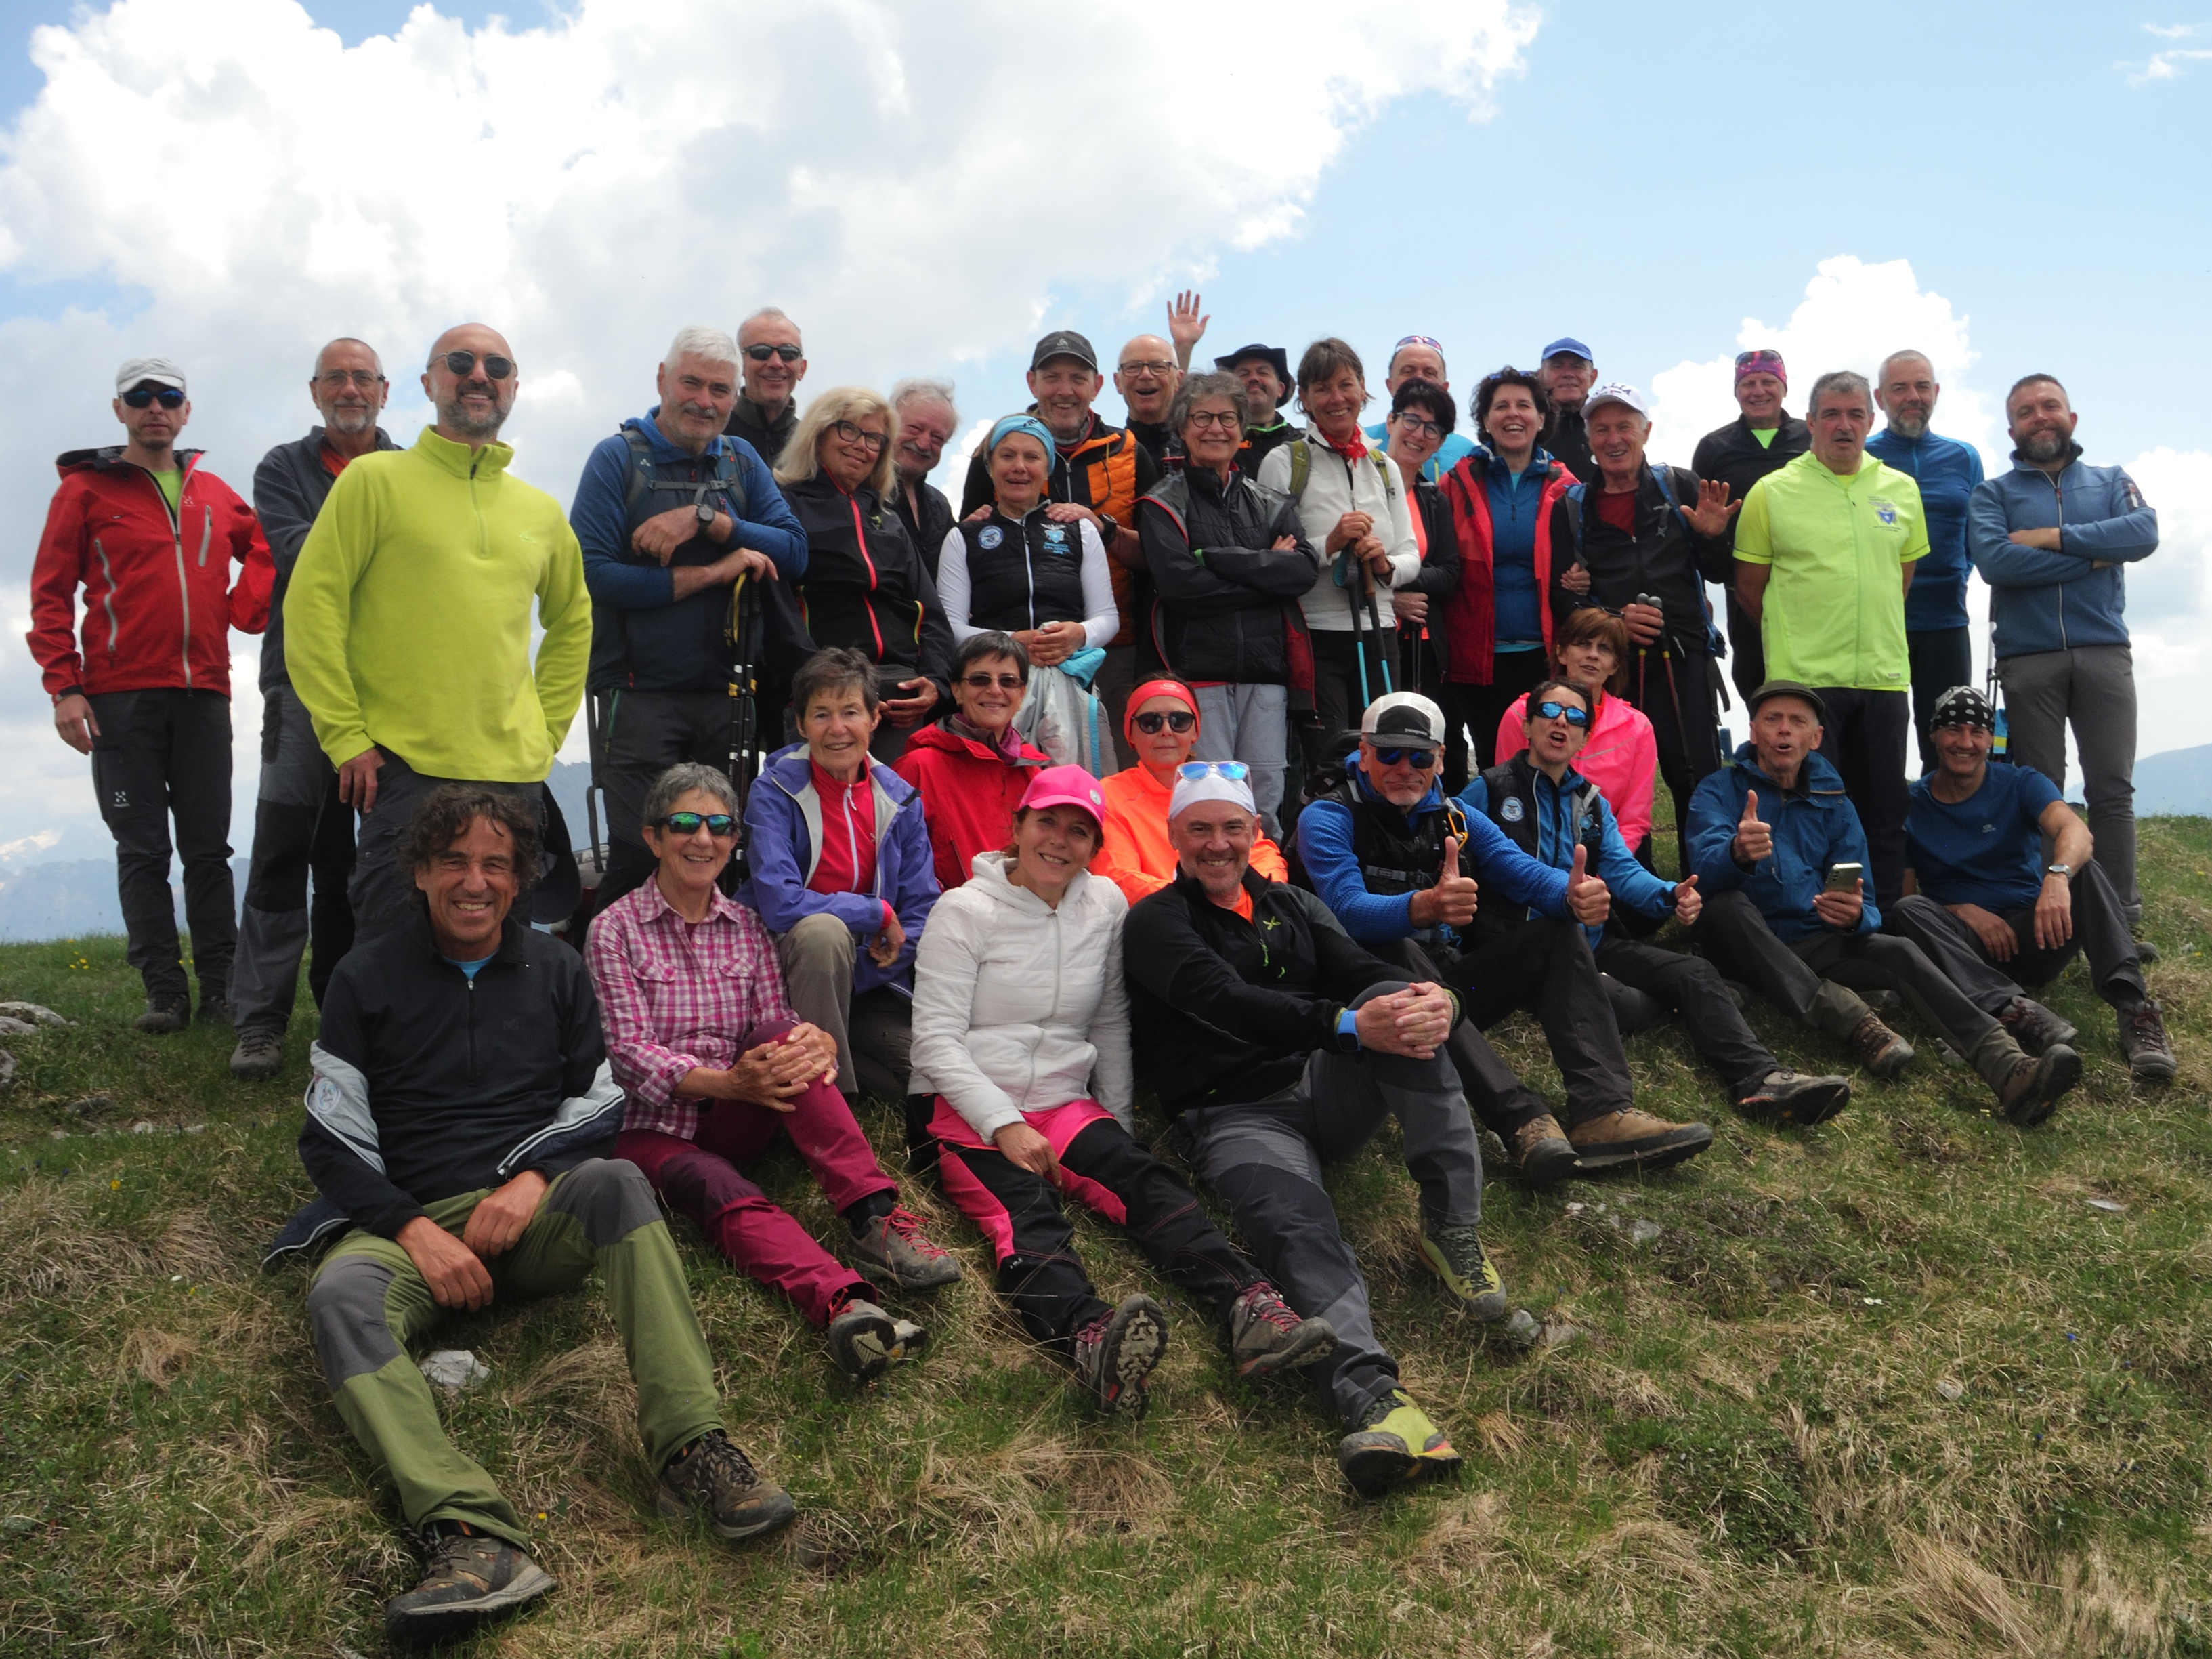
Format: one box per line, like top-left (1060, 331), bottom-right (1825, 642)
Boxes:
top-left (1493, 606), bottom-right (1659, 859)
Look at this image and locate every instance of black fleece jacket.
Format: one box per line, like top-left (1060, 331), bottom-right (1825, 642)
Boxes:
top-left (1690, 413), bottom-right (1810, 559)
top-left (251, 425), bottom-right (398, 693)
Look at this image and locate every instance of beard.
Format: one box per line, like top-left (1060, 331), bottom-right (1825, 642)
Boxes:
top-left (2020, 427), bottom-right (2070, 463)
top-left (322, 403), bottom-right (375, 436)
top-left (1888, 410), bottom-right (1928, 439)
top-left (438, 387), bottom-right (508, 439)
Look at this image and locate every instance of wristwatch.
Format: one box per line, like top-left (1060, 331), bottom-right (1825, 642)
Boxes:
top-left (1094, 511), bottom-right (1120, 541)
top-left (695, 501), bottom-right (719, 530)
top-left (2045, 862), bottom-right (2072, 878)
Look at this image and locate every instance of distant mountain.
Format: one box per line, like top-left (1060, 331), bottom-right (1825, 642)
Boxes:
top-left (0, 856), bottom-right (250, 942)
top-left (2135, 743), bottom-right (2212, 816)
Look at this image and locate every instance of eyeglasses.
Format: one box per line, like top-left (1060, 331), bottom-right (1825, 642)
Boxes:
top-left (832, 419), bottom-right (888, 453)
top-left (1119, 359), bottom-right (1176, 377)
top-left (1392, 413), bottom-right (1443, 439)
top-left (318, 369), bottom-right (386, 388)
top-left (745, 343), bottom-right (803, 362)
top-left (121, 385), bottom-right (185, 409)
top-left (439, 350), bottom-right (513, 381)
top-left (1185, 410), bottom-right (1241, 430)
top-left (1132, 711), bottom-right (1196, 734)
top-left (657, 811), bottom-right (737, 837)
top-left (1373, 747), bottom-right (1439, 769)
top-left (961, 671), bottom-right (1025, 690)
top-left (1176, 761), bottom-right (1250, 781)
top-left (1533, 700), bottom-right (1592, 728)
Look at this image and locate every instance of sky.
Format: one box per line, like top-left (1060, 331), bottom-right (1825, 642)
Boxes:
top-left (0, 0), bottom-right (2207, 863)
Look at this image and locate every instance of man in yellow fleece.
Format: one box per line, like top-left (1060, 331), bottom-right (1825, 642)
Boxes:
top-left (286, 323), bottom-right (590, 939)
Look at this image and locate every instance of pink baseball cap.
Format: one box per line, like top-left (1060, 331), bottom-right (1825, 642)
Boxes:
top-left (1019, 763), bottom-right (1107, 828)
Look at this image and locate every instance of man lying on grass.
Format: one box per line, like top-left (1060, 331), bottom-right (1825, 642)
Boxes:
top-left (272, 784), bottom-right (792, 1647)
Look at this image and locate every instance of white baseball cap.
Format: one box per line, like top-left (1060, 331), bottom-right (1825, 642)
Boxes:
top-left (1583, 381), bottom-right (1647, 419)
top-left (116, 356), bottom-right (186, 394)
top-left (1360, 691), bottom-right (1448, 749)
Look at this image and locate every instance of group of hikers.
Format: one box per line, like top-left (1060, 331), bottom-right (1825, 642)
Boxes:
top-left (25, 304), bottom-right (2177, 1643)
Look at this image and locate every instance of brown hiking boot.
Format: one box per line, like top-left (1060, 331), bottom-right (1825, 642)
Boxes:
top-left (383, 1525), bottom-right (555, 1646)
top-left (1511, 1113), bottom-right (1578, 1187)
top-left (1993, 1043), bottom-right (2081, 1127)
top-left (1998, 995), bottom-right (2077, 1056)
top-left (2117, 1000), bottom-right (2177, 1084)
top-left (1569, 1108), bottom-right (1714, 1173)
top-left (1846, 1013), bottom-right (1914, 1079)
top-left (657, 1429), bottom-right (796, 1542)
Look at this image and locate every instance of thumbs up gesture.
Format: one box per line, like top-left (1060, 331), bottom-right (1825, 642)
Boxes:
top-left (1671, 872), bottom-right (1703, 926)
top-left (1733, 789), bottom-right (1773, 866)
top-left (1410, 833), bottom-right (1480, 929)
top-left (1565, 841), bottom-right (1611, 925)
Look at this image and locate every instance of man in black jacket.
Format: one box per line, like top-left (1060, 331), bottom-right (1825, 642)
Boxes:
top-left (1550, 383), bottom-right (1739, 871)
top-left (230, 339), bottom-right (395, 1080)
top-left (722, 306), bottom-right (806, 463)
top-left (1691, 349), bottom-right (1809, 702)
top-left (889, 377), bottom-right (959, 581)
top-left (1124, 766), bottom-right (1490, 1500)
top-left (1216, 343), bottom-right (1297, 478)
top-left (1139, 371), bottom-right (1319, 837)
top-left (288, 785), bottom-right (792, 1645)
top-left (1537, 336), bottom-right (1598, 480)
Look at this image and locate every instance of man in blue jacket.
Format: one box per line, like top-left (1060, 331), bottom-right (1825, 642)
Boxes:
top-left (1688, 681), bottom-right (2079, 1126)
top-left (741, 649), bottom-right (939, 1109)
top-left (1466, 678), bottom-right (1849, 1126)
top-left (1869, 350), bottom-right (1986, 773)
top-left (1296, 692), bottom-right (1710, 1177)
top-left (1968, 374), bottom-right (2158, 925)
top-left (570, 326), bottom-right (807, 911)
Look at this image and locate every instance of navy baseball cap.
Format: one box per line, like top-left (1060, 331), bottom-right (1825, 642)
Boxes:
top-left (1539, 337), bottom-right (1594, 364)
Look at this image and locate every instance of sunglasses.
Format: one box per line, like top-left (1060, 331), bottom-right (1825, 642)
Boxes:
top-left (1132, 711), bottom-right (1196, 734)
top-left (745, 343), bottom-right (804, 362)
top-left (657, 811), bottom-right (737, 837)
top-left (961, 672), bottom-right (1025, 690)
top-left (440, 350), bottom-right (514, 381)
top-left (1176, 761), bottom-right (1249, 781)
top-left (1533, 700), bottom-right (1592, 728)
top-left (121, 385), bottom-right (185, 409)
top-left (1373, 747), bottom-right (1439, 769)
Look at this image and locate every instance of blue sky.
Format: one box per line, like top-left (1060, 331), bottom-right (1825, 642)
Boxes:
top-left (0, 0), bottom-right (2207, 862)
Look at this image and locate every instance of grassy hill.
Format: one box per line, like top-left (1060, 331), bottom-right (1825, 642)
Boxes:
top-left (3, 819), bottom-right (2211, 1657)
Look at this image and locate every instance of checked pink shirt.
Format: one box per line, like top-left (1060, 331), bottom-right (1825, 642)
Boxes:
top-left (583, 878), bottom-right (796, 1142)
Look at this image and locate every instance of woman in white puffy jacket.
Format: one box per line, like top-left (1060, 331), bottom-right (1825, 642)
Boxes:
top-left (910, 763), bottom-right (1334, 1416)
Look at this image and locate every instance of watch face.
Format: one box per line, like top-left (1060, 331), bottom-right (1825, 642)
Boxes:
top-left (696, 503), bottom-right (717, 525)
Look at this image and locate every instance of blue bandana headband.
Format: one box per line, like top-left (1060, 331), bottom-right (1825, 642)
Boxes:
top-left (988, 413), bottom-right (1057, 460)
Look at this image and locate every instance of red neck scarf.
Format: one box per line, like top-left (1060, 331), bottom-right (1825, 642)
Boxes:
top-left (1319, 426), bottom-right (1369, 464)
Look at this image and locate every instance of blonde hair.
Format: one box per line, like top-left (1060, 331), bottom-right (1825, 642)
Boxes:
top-left (775, 387), bottom-right (901, 497)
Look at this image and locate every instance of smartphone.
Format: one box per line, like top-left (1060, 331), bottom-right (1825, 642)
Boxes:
top-left (1824, 862), bottom-right (1863, 894)
top-left (876, 663), bottom-right (920, 699)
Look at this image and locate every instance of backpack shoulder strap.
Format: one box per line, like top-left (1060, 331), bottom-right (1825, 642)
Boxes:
top-left (619, 426), bottom-right (655, 522)
top-left (712, 441), bottom-right (749, 520)
top-left (1562, 482), bottom-right (1587, 560)
top-left (1648, 462), bottom-right (1680, 513)
top-left (1287, 437), bottom-right (1310, 501)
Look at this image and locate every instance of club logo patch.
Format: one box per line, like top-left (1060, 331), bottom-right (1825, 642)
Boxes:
top-left (1871, 497), bottom-right (1898, 526)
top-left (978, 525), bottom-right (1004, 549)
top-left (1500, 797), bottom-right (1525, 822)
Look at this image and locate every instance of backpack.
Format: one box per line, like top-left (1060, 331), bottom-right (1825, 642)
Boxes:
top-left (1558, 461), bottom-right (1681, 564)
top-left (620, 425), bottom-right (750, 526)
top-left (1283, 436), bottom-right (1401, 510)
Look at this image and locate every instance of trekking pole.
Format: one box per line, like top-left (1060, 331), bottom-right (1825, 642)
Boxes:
top-left (1365, 571), bottom-right (1395, 695)
top-left (1638, 591), bottom-right (1696, 778)
top-left (723, 573), bottom-right (763, 816)
top-left (1340, 549), bottom-right (1372, 712)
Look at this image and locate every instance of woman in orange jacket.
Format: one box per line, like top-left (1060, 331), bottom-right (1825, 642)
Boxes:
top-left (1090, 679), bottom-right (1289, 906)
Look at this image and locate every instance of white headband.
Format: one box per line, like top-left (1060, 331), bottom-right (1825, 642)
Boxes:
top-left (1168, 770), bottom-right (1256, 820)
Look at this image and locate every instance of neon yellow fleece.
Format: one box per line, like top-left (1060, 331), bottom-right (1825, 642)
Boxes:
top-left (284, 427), bottom-right (589, 782)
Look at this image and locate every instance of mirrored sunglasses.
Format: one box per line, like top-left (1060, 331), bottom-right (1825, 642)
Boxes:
top-left (658, 812), bottom-right (736, 837)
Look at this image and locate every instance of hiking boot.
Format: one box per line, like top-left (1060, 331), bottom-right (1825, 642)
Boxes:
top-left (1511, 1113), bottom-right (1578, 1188)
top-left (383, 1524), bottom-right (555, 1646)
top-left (1733, 1070), bottom-right (1851, 1127)
top-left (1227, 1281), bottom-right (1337, 1377)
top-left (229, 1026), bottom-right (284, 1080)
top-left (2134, 938), bottom-right (2161, 965)
top-left (133, 994), bottom-right (189, 1035)
top-left (1999, 996), bottom-right (2078, 1057)
top-left (1337, 1390), bottom-right (1462, 1499)
top-left (827, 1299), bottom-right (926, 1383)
top-left (1846, 1013), bottom-right (1914, 1079)
top-left (1073, 1293), bottom-right (1167, 1416)
top-left (1568, 1108), bottom-right (1714, 1173)
top-left (2117, 1000), bottom-right (2177, 1084)
top-left (847, 1204), bottom-right (962, 1291)
top-left (1417, 1224), bottom-right (1508, 1322)
top-left (1993, 1044), bottom-right (2083, 1128)
top-left (657, 1428), bottom-right (796, 1542)
top-left (195, 990), bottom-right (234, 1028)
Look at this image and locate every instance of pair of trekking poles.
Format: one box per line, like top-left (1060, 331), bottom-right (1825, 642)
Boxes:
top-left (1336, 545), bottom-right (1395, 709)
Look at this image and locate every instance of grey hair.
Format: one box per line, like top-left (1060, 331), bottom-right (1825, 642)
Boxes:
top-left (1877, 348), bottom-right (1932, 382)
top-left (1170, 371), bottom-right (1248, 435)
top-left (1806, 369), bottom-right (1873, 416)
top-left (739, 306), bottom-right (800, 345)
top-left (891, 375), bottom-right (958, 427)
top-left (314, 337), bottom-right (382, 377)
top-left (664, 325), bottom-right (739, 371)
top-left (643, 763), bottom-right (738, 831)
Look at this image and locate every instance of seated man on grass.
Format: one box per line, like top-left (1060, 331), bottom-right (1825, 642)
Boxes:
top-left (275, 784), bottom-right (791, 1647)
top-left (1686, 680), bottom-right (2081, 1127)
top-left (1889, 684), bottom-right (2173, 1083)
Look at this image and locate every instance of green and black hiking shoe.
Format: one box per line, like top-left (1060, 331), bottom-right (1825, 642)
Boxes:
top-left (383, 1524), bottom-right (555, 1647)
top-left (658, 1429), bottom-right (797, 1542)
top-left (1418, 1224), bottom-right (1508, 1321)
top-left (1338, 1390), bottom-right (1463, 1498)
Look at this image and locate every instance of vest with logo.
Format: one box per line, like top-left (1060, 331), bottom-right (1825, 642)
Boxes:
top-left (1291, 770), bottom-right (1468, 900)
top-left (955, 507), bottom-right (1090, 635)
top-left (1471, 753), bottom-right (1604, 943)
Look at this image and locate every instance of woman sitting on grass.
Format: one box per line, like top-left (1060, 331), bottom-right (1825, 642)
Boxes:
top-left (586, 762), bottom-right (960, 1385)
top-left (1491, 604), bottom-right (1659, 860)
top-left (909, 763), bottom-right (1336, 1416)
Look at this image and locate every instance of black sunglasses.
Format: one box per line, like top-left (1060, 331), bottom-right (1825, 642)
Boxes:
top-left (1533, 700), bottom-right (1592, 728)
top-left (657, 811), bottom-right (736, 837)
top-left (440, 350), bottom-right (514, 381)
top-left (1374, 747), bottom-right (1439, 769)
top-left (961, 672), bottom-right (1025, 690)
top-left (745, 343), bottom-right (803, 362)
top-left (1132, 711), bottom-right (1196, 734)
top-left (121, 385), bottom-right (185, 409)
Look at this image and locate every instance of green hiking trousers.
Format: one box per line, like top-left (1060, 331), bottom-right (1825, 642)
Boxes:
top-left (305, 1158), bottom-right (724, 1545)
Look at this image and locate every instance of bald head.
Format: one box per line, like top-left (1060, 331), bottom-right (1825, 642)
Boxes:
top-left (312, 337), bottom-right (388, 443)
top-left (1115, 333), bottom-right (1181, 425)
top-left (422, 322), bottom-right (517, 447)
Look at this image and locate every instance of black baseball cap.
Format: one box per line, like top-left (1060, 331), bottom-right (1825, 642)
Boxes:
top-left (1213, 343), bottom-right (1293, 404)
top-left (1030, 329), bottom-right (1098, 372)
top-left (1747, 679), bottom-right (1827, 721)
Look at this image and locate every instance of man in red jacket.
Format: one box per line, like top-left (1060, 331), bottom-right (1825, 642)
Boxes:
top-left (26, 357), bottom-right (274, 1031)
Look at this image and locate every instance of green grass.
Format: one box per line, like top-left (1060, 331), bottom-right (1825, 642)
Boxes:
top-left (5, 821), bottom-right (2212, 1656)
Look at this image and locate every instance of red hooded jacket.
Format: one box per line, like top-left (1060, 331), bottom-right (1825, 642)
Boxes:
top-left (27, 446), bottom-right (272, 698)
top-left (891, 719), bottom-right (1049, 892)
top-left (1435, 453), bottom-right (1573, 685)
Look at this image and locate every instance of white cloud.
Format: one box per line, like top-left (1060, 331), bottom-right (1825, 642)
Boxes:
top-left (0, 0), bottom-right (1539, 849)
top-left (2124, 24), bottom-right (2212, 79)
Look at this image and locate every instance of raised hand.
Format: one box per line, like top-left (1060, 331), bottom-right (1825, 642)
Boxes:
top-left (1565, 842), bottom-right (1610, 926)
top-left (1733, 789), bottom-right (1772, 865)
top-left (1409, 834), bottom-right (1479, 929)
top-left (1680, 478), bottom-right (1741, 539)
top-left (1166, 290), bottom-right (1210, 364)
top-left (1670, 873), bottom-right (1703, 926)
